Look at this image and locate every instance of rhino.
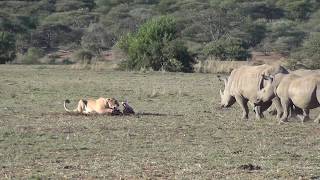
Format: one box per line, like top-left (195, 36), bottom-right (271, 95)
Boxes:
top-left (255, 71), bottom-right (320, 123)
top-left (265, 69), bottom-right (320, 116)
top-left (218, 64), bottom-right (289, 120)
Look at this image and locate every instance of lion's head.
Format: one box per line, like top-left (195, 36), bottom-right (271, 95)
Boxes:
top-left (106, 98), bottom-right (120, 110)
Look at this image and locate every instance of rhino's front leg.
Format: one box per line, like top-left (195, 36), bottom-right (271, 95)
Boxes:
top-left (298, 109), bottom-right (310, 123)
top-left (279, 98), bottom-right (290, 123)
top-left (273, 97), bottom-right (283, 119)
top-left (254, 106), bottom-right (263, 120)
top-left (235, 95), bottom-right (249, 119)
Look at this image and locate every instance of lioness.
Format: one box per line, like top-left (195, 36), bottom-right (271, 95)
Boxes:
top-left (64, 97), bottom-right (120, 114)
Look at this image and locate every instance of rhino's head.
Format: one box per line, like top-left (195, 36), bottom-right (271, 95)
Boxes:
top-left (255, 75), bottom-right (275, 105)
top-left (218, 75), bottom-right (236, 108)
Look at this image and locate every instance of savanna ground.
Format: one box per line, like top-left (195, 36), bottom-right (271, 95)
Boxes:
top-left (0, 65), bottom-right (320, 179)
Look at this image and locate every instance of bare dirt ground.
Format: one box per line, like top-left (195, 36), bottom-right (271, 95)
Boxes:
top-left (0, 65), bottom-right (319, 179)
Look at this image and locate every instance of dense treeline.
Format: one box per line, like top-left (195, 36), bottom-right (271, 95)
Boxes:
top-left (0, 0), bottom-right (319, 69)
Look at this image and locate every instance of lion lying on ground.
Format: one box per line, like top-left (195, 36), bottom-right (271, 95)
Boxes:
top-left (64, 97), bottom-right (120, 115)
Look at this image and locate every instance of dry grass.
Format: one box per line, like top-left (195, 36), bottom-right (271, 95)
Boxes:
top-left (70, 60), bottom-right (118, 71)
top-left (194, 60), bottom-right (247, 74)
top-left (0, 65), bottom-right (320, 179)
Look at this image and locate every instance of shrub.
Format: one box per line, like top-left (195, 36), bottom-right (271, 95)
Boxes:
top-left (117, 16), bottom-right (195, 72)
top-left (0, 31), bottom-right (16, 64)
top-left (203, 37), bottom-right (251, 61)
top-left (71, 49), bottom-right (94, 63)
top-left (17, 47), bottom-right (44, 64)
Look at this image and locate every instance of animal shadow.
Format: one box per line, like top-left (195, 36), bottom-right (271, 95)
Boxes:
top-left (135, 112), bottom-right (184, 117)
top-left (43, 112), bottom-right (184, 118)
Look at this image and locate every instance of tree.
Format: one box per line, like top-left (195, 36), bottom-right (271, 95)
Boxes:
top-left (263, 20), bottom-right (305, 54)
top-left (232, 18), bottom-right (267, 48)
top-left (118, 16), bottom-right (195, 72)
top-left (31, 24), bottom-right (82, 49)
top-left (0, 31), bottom-right (16, 64)
top-left (55, 0), bottom-right (95, 12)
top-left (186, 7), bottom-right (244, 42)
top-left (203, 36), bottom-right (251, 61)
top-left (240, 2), bottom-right (284, 21)
top-left (290, 32), bottom-right (320, 69)
top-left (100, 3), bottom-right (139, 37)
top-left (276, 0), bottom-right (319, 20)
top-left (81, 23), bottom-right (115, 54)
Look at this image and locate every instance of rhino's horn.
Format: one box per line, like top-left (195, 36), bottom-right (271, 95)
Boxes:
top-left (223, 78), bottom-right (227, 87)
top-left (220, 89), bottom-right (223, 96)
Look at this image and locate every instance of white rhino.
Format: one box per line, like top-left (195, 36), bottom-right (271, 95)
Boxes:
top-left (265, 69), bottom-right (320, 116)
top-left (218, 64), bottom-right (289, 119)
top-left (255, 71), bottom-right (320, 123)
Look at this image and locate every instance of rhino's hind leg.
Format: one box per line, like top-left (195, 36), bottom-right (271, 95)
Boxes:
top-left (235, 95), bottom-right (249, 119)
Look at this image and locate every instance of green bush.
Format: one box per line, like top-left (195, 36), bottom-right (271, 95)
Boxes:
top-left (0, 31), bottom-right (16, 64)
top-left (118, 16), bottom-right (195, 72)
top-left (203, 37), bottom-right (251, 61)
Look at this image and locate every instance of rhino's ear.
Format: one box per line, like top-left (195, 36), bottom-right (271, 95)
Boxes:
top-left (217, 75), bottom-right (228, 86)
top-left (261, 74), bottom-right (267, 80)
top-left (269, 75), bottom-right (274, 81)
top-left (217, 75), bottom-right (222, 81)
top-left (264, 75), bottom-right (274, 81)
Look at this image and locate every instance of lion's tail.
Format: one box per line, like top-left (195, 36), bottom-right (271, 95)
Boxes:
top-left (64, 99), bottom-right (76, 112)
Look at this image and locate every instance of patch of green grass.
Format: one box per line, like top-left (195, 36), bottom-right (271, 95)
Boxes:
top-left (0, 65), bottom-right (320, 179)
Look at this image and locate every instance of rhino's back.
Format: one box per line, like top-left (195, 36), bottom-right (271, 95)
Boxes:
top-left (276, 74), bottom-right (299, 98)
top-left (228, 65), bottom-right (269, 101)
top-left (291, 69), bottom-right (320, 76)
top-left (288, 75), bottom-right (320, 109)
